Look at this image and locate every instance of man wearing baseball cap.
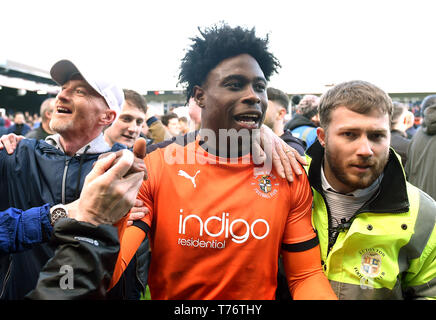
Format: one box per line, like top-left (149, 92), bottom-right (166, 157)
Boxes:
top-left (47, 59), bottom-right (123, 155)
top-left (0, 59), bottom-right (142, 299)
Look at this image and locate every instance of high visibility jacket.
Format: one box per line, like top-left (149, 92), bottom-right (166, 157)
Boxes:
top-left (306, 141), bottom-right (436, 300)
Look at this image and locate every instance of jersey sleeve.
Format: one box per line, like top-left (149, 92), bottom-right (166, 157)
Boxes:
top-left (108, 156), bottom-right (155, 291)
top-left (281, 169), bottom-right (318, 252)
top-left (282, 245), bottom-right (337, 299)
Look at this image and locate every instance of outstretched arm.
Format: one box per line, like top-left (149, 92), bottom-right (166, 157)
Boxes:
top-left (26, 145), bottom-right (146, 299)
top-left (282, 245), bottom-right (337, 300)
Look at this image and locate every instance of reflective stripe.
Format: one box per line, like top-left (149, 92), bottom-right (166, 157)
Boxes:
top-left (403, 277), bottom-right (436, 300)
top-left (329, 279), bottom-right (403, 300)
top-left (398, 186), bottom-right (436, 273)
top-left (301, 127), bottom-right (314, 142)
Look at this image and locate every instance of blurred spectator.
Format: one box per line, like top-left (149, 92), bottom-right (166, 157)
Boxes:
top-left (0, 118), bottom-right (7, 136)
top-left (265, 87), bottom-right (288, 136)
top-left (3, 116), bottom-right (11, 128)
top-left (406, 104), bottom-right (422, 138)
top-left (103, 88), bottom-right (151, 300)
top-left (290, 95), bottom-right (302, 115)
top-left (161, 112), bottom-right (180, 139)
top-left (390, 102), bottom-right (412, 167)
top-left (284, 94), bottom-right (320, 149)
top-left (25, 98), bottom-right (56, 140)
top-left (140, 105), bottom-right (166, 144)
top-left (405, 94), bottom-right (436, 200)
top-left (178, 116), bottom-right (189, 135)
top-left (25, 115), bottom-right (34, 128)
top-left (265, 87), bottom-right (306, 155)
top-left (32, 113), bottom-right (41, 128)
top-left (7, 112), bottom-right (31, 136)
top-left (104, 89), bottom-right (147, 148)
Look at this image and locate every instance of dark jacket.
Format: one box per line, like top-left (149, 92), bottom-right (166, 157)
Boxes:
top-left (7, 123), bottom-right (31, 136)
top-left (405, 106), bottom-right (436, 200)
top-left (0, 118), bottom-right (7, 136)
top-left (26, 218), bottom-right (120, 300)
top-left (280, 129), bottom-right (306, 156)
top-left (284, 114), bottom-right (318, 149)
top-left (390, 129), bottom-right (410, 167)
top-left (25, 126), bottom-right (52, 141)
top-left (284, 113), bottom-right (316, 131)
top-left (0, 137), bottom-right (125, 299)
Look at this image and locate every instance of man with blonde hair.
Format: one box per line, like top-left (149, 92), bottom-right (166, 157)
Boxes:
top-left (0, 59), bottom-right (129, 299)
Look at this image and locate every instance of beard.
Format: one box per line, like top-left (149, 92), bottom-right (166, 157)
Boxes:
top-left (49, 116), bottom-right (73, 134)
top-left (324, 145), bottom-right (389, 191)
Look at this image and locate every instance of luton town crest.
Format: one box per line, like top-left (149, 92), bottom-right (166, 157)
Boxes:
top-left (258, 175), bottom-right (272, 193)
top-left (360, 251), bottom-right (382, 278)
top-left (251, 174), bottom-right (279, 199)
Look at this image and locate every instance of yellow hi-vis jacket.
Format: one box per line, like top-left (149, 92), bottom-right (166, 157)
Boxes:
top-left (306, 141), bottom-right (436, 299)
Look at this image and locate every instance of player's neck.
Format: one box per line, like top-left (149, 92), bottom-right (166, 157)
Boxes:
top-left (199, 128), bottom-right (251, 158)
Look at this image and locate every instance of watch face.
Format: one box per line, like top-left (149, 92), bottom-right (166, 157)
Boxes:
top-left (54, 208), bottom-right (67, 215)
top-left (51, 206), bottom-right (68, 225)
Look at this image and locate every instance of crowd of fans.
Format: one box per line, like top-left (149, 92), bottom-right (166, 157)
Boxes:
top-left (0, 96), bottom-right (425, 144)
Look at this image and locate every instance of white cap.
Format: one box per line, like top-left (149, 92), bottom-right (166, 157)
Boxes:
top-left (50, 59), bottom-right (124, 119)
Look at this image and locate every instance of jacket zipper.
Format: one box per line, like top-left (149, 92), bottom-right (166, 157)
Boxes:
top-left (61, 158), bottom-right (70, 204)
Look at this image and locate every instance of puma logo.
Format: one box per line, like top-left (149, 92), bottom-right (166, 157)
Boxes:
top-left (178, 170), bottom-right (200, 188)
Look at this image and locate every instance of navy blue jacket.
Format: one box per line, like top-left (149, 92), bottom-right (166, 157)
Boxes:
top-left (0, 138), bottom-right (126, 299)
top-left (0, 204), bottom-right (53, 254)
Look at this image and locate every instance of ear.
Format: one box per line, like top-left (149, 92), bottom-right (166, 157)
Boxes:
top-left (277, 108), bottom-right (287, 120)
top-left (317, 127), bottom-right (326, 147)
top-left (101, 109), bottom-right (117, 126)
top-left (45, 110), bottom-right (53, 120)
top-left (193, 85), bottom-right (206, 109)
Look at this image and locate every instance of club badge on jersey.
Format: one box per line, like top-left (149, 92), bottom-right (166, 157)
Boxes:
top-left (251, 174), bottom-right (279, 199)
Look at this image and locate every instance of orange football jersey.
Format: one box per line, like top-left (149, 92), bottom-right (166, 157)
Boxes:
top-left (112, 136), bottom-right (317, 299)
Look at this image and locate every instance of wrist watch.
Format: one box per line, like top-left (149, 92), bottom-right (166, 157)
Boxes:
top-left (50, 204), bottom-right (69, 225)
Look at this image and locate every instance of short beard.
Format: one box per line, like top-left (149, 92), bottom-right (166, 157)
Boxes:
top-left (324, 144), bottom-right (389, 191)
top-left (49, 117), bottom-right (71, 134)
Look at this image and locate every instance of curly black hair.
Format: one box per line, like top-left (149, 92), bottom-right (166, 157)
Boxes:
top-left (178, 23), bottom-right (281, 102)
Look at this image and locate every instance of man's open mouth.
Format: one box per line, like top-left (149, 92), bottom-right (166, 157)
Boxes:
top-left (56, 106), bottom-right (72, 114)
top-left (233, 112), bottom-right (262, 128)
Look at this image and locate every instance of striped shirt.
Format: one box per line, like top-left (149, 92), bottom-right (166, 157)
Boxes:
top-left (320, 165), bottom-right (382, 246)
